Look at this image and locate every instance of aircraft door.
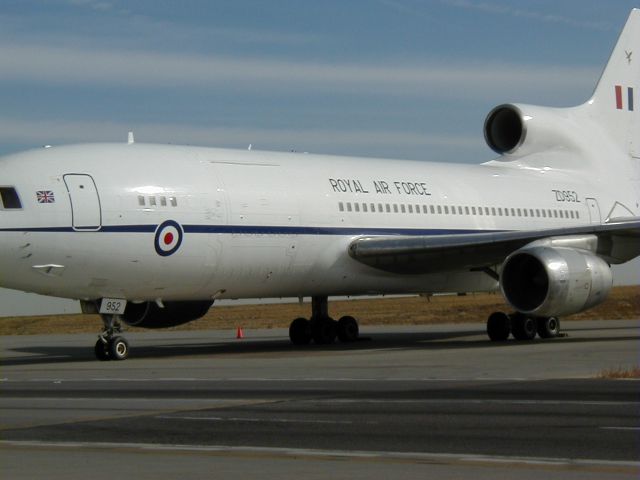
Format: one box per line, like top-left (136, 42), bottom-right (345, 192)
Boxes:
top-left (63, 174), bottom-right (102, 231)
top-left (585, 197), bottom-right (601, 225)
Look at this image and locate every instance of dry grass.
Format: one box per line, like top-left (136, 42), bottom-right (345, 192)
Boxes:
top-left (596, 366), bottom-right (640, 379)
top-left (0, 285), bottom-right (637, 336)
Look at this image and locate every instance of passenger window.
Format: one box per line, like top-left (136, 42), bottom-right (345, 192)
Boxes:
top-left (408, 205), bottom-right (413, 213)
top-left (517, 208), bottom-right (521, 216)
top-left (401, 205), bottom-right (406, 213)
top-left (170, 197), bottom-right (178, 207)
top-left (149, 196), bottom-right (157, 206)
top-left (378, 203), bottom-right (383, 212)
top-left (0, 187), bottom-right (22, 209)
top-left (347, 203), bottom-right (352, 212)
top-left (339, 202), bottom-right (344, 212)
top-left (161, 196), bottom-right (167, 207)
top-left (491, 207), bottom-right (496, 216)
top-left (437, 205), bottom-right (442, 214)
top-left (393, 204), bottom-right (399, 213)
top-left (370, 203), bottom-right (375, 212)
top-left (430, 205), bottom-right (436, 214)
top-left (465, 207), bottom-right (470, 215)
top-left (423, 205), bottom-right (428, 214)
top-left (354, 203), bottom-right (360, 212)
top-left (444, 206), bottom-right (449, 214)
top-left (458, 206), bottom-right (463, 215)
top-left (362, 203), bottom-right (367, 212)
top-left (138, 195), bottom-right (145, 206)
top-left (498, 208), bottom-right (503, 216)
top-left (485, 207), bottom-right (490, 215)
top-left (575, 211), bottom-right (580, 219)
top-left (385, 204), bottom-right (391, 213)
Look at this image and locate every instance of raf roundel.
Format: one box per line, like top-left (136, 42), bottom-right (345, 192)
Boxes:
top-left (154, 220), bottom-right (183, 256)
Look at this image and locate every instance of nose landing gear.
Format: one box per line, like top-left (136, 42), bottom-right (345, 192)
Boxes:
top-left (94, 314), bottom-right (130, 361)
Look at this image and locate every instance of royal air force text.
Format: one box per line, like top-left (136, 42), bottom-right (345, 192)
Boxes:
top-left (329, 178), bottom-right (431, 196)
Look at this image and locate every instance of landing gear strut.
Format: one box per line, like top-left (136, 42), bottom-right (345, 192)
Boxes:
top-left (94, 314), bottom-right (130, 361)
top-left (288, 296), bottom-right (360, 345)
top-left (486, 311), bottom-right (561, 342)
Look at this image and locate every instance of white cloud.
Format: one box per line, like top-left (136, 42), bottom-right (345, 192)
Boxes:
top-left (0, 117), bottom-right (481, 155)
top-left (378, 0), bottom-right (433, 19)
top-left (442, 0), bottom-right (612, 31)
top-left (66, 0), bottom-right (116, 12)
top-left (0, 7), bottom-right (324, 50)
top-left (0, 44), bottom-right (598, 99)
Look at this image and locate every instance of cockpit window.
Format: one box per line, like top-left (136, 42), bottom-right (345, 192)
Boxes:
top-left (0, 187), bottom-right (22, 209)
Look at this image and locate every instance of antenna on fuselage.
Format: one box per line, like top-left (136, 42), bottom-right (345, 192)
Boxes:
top-left (127, 131), bottom-right (135, 145)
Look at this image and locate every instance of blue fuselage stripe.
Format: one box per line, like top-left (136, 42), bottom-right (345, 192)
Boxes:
top-left (0, 224), bottom-right (500, 236)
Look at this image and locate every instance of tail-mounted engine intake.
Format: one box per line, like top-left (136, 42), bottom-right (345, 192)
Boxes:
top-left (121, 300), bottom-right (213, 329)
top-left (484, 103), bottom-right (582, 157)
top-left (500, 246), bottom-right (612, 317)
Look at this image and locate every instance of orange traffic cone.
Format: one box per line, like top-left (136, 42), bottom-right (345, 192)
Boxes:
top-left (236, 326), bottom-right (244, 339)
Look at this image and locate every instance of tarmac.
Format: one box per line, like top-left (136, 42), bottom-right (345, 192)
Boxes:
top-left (1, 319), bottom-right (639, 479)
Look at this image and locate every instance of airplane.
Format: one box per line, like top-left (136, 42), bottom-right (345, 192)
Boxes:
top-left (0, 10), bottom-right (638, 361)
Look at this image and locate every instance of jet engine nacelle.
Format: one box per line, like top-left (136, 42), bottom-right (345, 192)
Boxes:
top-left (484, 103), bottom-right (582, 157)
top-left (122, 300), bottom-right (213, 329)
top-left (500, 246), bottom-right (612, 317)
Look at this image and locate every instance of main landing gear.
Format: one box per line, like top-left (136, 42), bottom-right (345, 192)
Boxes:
top-left (94, 314), bottom-right (130, 361)
top-left (486, 311), bottom-right (561, 342)
top-left (289, 296), bottom-right (360, 345)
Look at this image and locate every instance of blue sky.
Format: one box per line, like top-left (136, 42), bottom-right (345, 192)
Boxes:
top-left (0, 1), bottom-right (637, 163)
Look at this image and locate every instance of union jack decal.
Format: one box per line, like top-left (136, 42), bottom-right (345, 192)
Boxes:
top-left (36, 190), bottom-right (55, 204)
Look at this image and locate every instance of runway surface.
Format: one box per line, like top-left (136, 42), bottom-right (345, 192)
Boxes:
top-left (1, 320), bottom-right (639, 479)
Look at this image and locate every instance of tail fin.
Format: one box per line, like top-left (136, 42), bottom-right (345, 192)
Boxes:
top-left (586, 9), bottom-right (639, 156)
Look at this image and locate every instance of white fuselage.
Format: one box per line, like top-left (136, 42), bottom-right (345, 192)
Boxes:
top-left (0, 142), bottom-right (633, 303)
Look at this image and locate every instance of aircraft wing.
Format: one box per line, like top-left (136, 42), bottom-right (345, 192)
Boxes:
top-left (348, 219), bottom-right (640, 274)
